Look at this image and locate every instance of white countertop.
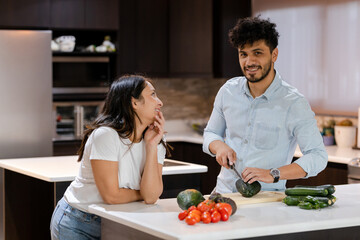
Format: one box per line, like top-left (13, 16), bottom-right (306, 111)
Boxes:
top-left (295, 145), bottom-right (360, 165)
top-left (88, 183), bottom-right (360, 240)
top-left (165, 119), bottom-right (204, 144)
top-left (0, 156), bottom-right (207, 182)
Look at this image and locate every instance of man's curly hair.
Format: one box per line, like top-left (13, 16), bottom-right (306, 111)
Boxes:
top-left (229, 17), bottom-right (279, 52)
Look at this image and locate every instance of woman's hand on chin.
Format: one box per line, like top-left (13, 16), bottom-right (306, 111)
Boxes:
top-left (144, 111), bottom-right (165, 147)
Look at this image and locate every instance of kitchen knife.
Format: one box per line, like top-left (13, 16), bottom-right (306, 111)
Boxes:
top-left (228, 159), bottom-right (242, 179)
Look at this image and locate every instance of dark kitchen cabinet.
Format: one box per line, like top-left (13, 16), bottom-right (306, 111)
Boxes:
top-left (85, 0), bottom-right (119, 30)
top-left (213, 0), bottom-right (252, 78)
top-left (169, 0), bottom-right (213, 77)
top-left (167, 142), bottom-right (221, 195)
top-left (50, 0), bottom-right (85, 29)
top-left (0, 0), bottom-right (50, 28)
top-left (118, 0), bottom-right (168, 77)
top-left (53, 140), bottom-right (82, 156)
top-left (287, 161), bottom-right (348, 187)
top-left (50, 0), bottom-right (119, 30)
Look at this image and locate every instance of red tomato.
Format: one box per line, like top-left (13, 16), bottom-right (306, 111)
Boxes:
top-left (178, 210), bottom-right (188, 221)
top-left (215, 203), bottom-right (222, 210)
top-left (189, 210), bottom-right (201, 223)
top-left (211, 210), bottom-right (221, 223)
top-left (201, 211), bottom-right (211, 224)
top-left (209, 207), bottom-right (216, 214)
top-left (185, 215), bottom-right (197, 225)
top-left (219, 209), bottom-right (229, 221)
top-left (221, 203), bottom-right (232, 216)
top-left (205, 199), bottom-right (215, 208)
top-left (187, 206), bottom-right (196, 212)
top-left (190, 209), bottom-right (202, 216)
top-left (197, 202), bottom-right (210, 212)
top-left (198, 200), bottom-right (215, 212)
top-left (215, 202), bottom-right (233, 216)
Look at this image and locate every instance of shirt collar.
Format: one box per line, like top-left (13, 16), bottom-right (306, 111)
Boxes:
top-left (241, 70), bottom-right (282, 101)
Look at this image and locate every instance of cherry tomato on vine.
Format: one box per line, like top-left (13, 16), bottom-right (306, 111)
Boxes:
top-left (217, 203), bottom-right (232, 216)
top-left (201, 211), bottom-right (211, 224)
top-left (211, 210), bottom-right (221, 223)
top-left (197, 200), bottom-right (215, 212)
top-left (189, 210), bottom-right (201, 223)
top-left (178, 210), bottom-right (188, 221)
top-left (185, 215), bottom-right (197, 225)
top-left (209, 207), bottom-right (216, 214)
top-left (219, 209), bottom-right (229, 221)
top-left (187, 205), bottom-right (196, 212)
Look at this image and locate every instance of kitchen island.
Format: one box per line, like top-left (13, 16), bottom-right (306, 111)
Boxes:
top-left (0, 156), bottom-right (207, 240)
top-left (88, 183), bottom-right (360, 240)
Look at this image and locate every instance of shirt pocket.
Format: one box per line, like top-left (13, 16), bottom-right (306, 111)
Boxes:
top-left (254, 122), bottom-right (280, 150)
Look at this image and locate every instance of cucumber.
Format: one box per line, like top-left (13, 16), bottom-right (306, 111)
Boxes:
top-left (294, 184), bottom-right (336, 195)
top-left (328, 195), bottom-right (337, 205)
top-left (282, 196), bottom-right (306, 206)
top-left (303, 196), bottom-right (332, 206)
top-left (298, 201), bottom-right (313, 210)
top-left (298, 201), bottom-right (323, 210)
top-left (285, 187), bottom-right (328, 197)
top-left (319, 202), bottom-right (329, 208)
top-left (319, 184), bottom-right (336, 195)
top-left (282, 195), bottom-right (332, 206)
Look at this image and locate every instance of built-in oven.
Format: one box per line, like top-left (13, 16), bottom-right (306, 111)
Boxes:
top-left (53, 101), bottom-right (104, 141)
top-left (52, 53), bottom-right (115, 100)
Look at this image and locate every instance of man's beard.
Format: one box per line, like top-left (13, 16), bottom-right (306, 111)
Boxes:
top-left (243, 61), bottom-right (272, 83)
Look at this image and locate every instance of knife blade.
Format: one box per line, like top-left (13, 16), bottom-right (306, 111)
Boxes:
top-left (228, 159), bottom-right (242, 179)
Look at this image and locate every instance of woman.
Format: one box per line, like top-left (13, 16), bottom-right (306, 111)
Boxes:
top-left (50, 75), bottom-right (168, 240)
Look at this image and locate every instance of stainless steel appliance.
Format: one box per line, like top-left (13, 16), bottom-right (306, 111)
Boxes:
top-left (0, 30), bottom-right (53, 240)
top-left (53, 101), bottom-right (104, 141)
top-left (0, 30), bottom-right (53, 158)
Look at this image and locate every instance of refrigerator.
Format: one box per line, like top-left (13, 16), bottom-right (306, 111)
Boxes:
top-left (0, 30), bottom-right (53, 240)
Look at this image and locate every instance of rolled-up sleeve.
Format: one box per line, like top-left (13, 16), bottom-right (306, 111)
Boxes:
top-left (203, 87), bottom-right (227, 157)
top-left (287, 98), bottom-right (328, 177)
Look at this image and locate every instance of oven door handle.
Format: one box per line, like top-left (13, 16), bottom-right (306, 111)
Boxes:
top-left (75, 105), bottom-right (84, 139)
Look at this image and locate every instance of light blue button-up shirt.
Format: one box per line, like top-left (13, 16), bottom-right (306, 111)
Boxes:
top-left (203, 71), bottom-right (328, 193)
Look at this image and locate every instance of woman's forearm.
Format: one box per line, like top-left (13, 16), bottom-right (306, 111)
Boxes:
top-left (102, 188), bottom-right (142, 204)
top-left (140, 145), bottom-right (163, 204)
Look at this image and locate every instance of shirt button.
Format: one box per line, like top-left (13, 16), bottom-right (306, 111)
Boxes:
top-left (248, 123), bottom-right (251, 126)
top-left (244, 140), bottom-right (248, 144)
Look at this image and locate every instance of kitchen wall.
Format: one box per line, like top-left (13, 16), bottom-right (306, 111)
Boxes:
top-left (153, 78), bottom-right (227, 120)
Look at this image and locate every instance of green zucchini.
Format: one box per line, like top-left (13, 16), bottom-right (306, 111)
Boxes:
top-left (319, 202), bottom-right (329, 208)
top-left (282, 196), bottom-right (306, 206)
top-left (298, 201), bottom-right (313, 210)
top-left (282, 195), bottom-right (332, 206)
top-left (328, 195), bottom-right (337, 205)
top-left (235, 178), bottom-right (261, 198)
top-left (294, 184), bottom-right (336, 195)
top-left (285, 187), bottom-right (328, 197)
top-left (304, 196), bottom-right (332, 206)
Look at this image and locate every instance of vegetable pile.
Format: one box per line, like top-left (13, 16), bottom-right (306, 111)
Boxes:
top-left (176, 189), bottom-right (237, 225)
top-left (283, 184), bottom-right (336, 210)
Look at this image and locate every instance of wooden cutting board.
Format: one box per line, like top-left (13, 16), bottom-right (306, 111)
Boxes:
top-left (221, 191), bottom-right (286, 205)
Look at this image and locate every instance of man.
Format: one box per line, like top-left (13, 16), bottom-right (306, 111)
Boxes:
top-left (203, 17), bottom-right (327, 193)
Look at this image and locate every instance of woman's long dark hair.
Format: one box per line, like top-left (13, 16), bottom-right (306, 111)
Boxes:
top-left (77, 75), bottom-right (171, 162)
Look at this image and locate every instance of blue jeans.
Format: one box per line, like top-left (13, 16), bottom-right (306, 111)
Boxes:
top-left (50, 198), bottom-right (101, 240)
